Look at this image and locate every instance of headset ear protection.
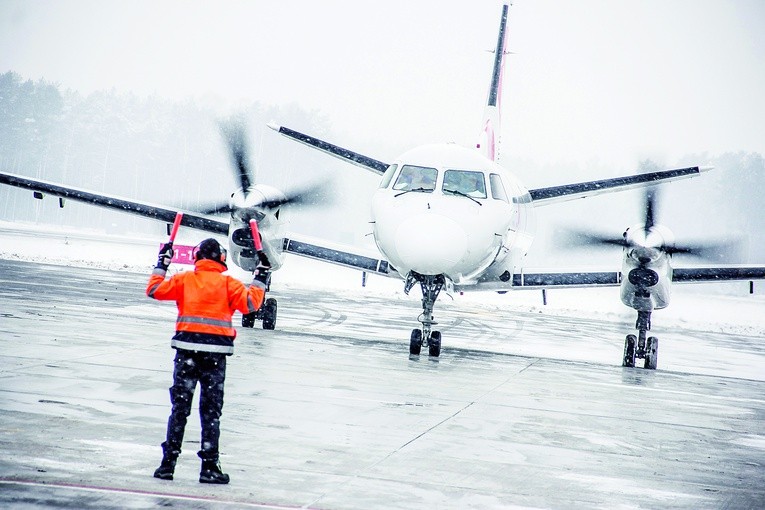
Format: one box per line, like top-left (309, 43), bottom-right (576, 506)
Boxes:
top-left (192, 239), bottom-right (227, 264)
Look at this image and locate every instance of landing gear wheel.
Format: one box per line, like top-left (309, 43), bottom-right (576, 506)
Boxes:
top-left (262, 298), bottom-right (277, 330)
top-left (409, 329), bottom-right (423, 355)
top-left (623, 334), bottom-right (636, 368)
top-left (242, 312), bottom-right (256, 328)
top-left (644, 336), bottom-right (658, 370)
top-left (428, 331), bottom-right (441, 357)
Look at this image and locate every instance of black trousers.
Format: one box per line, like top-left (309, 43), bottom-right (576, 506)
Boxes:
top-left (162, 349), bottom-right (227, 461)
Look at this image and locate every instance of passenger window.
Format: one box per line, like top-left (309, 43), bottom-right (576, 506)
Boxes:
top-left (489, 173), bottom-right (509, 202)
top-left (379, 164), bottom-right (397, 189)
top-left (392, 165), bottom-right (437, 192)
top-left (442, 170), bottom-right (487, 199)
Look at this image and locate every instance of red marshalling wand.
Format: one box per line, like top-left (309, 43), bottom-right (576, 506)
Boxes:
top-left (248, 219), bottom-right (263, 252)
top-left (168, 212), bottom-right (184, 244)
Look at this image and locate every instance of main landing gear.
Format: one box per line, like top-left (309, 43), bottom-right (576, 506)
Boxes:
top-left (242, 273), bottom-right (277, 330)
top-left (405, 272), bottom-right (444, 358)
top-left (242, 298), bottom-right (277, 330)
top-left (623, 310), bottom-right (658, 369)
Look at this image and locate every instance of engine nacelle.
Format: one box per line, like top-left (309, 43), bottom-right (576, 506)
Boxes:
top-left (226, 185), bottom-right (289, 273)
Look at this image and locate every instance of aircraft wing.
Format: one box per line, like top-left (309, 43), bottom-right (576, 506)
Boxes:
top-left (267, 123), bottom-right (389, 175)
top-left (282, 232), bottom-right (396, 278)
top-left (456, 265), bottom-right (765, 292)
top-left (671, 266), bottom-right (765, 282)
top-left (528, 166), bottom-right (712, 206)
top-left (0, 171), bottom-right (229, 235)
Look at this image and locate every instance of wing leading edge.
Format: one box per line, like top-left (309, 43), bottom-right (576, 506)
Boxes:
top-left (267, 124), bottom-right (388, 175)
top-left (528, 166), bottom-right (712, 206)
top-left (0, 171), bottom-right (228, 235)
top-left (282, 233), bottom-right (395, 277)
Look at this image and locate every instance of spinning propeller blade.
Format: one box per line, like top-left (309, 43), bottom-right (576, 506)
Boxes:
top-left (195, 203), bottom-right (234, 215)
top-left (558, 179), bottom-right (741, 262)
top-left (558, 229), bottom-right (628, 249)
top-left (667, 239), bottom-right (742, 260)
top-left (258, 181), bottom-right (330, 209)
top-left (644, 187), bottom-right (657, 231)
top-left (220, 119), bottom-right (253, 193)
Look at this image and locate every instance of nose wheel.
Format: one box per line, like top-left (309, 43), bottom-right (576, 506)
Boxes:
top-left (409, 329), bottom-right (442, 357)
top-left (623, 311), bottom-right (658, 369)
top-left (405, 272), bottom-right (445, 358)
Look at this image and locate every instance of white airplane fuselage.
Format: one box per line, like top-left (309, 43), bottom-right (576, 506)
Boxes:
top-left (371, 143), bottom-right (535, 284)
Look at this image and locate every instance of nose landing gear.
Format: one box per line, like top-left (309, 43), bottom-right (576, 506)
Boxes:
top-left (406, 272), bottom-right (444, 357)
top-left (623, 310), bottom-right (658, 369)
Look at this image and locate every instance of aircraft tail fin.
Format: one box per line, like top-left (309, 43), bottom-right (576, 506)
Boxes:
top-left (476, 3), bottom-right (510, 162)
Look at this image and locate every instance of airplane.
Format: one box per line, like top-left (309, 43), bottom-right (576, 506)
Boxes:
top-left (2, 3), bottom-right (764, 368)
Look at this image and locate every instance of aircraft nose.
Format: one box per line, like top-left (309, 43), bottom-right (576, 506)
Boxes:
top-left (394, 213), bottom-right (468, 275)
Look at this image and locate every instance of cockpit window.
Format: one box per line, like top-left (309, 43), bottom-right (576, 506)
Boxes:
top-left (489, 173), bottom-right (509, 203)
top-left (392, 165), bottom-right (437, 192)
top-left (379, 164), bottom-right (397, 189)
top-left (442, 170), bottom-right (487, 199)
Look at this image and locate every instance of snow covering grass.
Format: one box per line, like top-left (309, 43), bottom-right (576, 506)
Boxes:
top-left (2, 220), bottom-right (764, 337)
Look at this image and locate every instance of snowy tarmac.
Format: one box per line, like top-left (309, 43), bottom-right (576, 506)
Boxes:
top-left (1, 253), bottom-right (764, 509)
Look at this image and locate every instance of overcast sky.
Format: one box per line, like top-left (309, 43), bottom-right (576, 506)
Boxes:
top-left (2, 0), bottom-right (764, 172)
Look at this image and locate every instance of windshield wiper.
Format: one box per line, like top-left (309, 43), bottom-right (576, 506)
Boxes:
top-left (444, 189), bottom-right (482, 206)
top-left (394, 187), bottom-right (432, 198)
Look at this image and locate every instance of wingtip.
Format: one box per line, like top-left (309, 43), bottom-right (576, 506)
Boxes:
top-left (266, 122), bottom-right (281, 132)
top-left (699, 165), bottom-right (714, 173)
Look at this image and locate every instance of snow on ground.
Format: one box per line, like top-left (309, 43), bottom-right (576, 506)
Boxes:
top-left (2, 220), bottom-right (764, 338)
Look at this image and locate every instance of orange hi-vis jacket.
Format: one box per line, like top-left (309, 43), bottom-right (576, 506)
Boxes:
top-left (146, 259), bottom-right (265, 354)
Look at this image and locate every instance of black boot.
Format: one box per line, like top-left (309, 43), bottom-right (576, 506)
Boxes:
top-left (199, 459), bottom-right (230, 484)
top-left (153, 443), bottom-right (179, 480)
top-left (153, 455), bottom-right (177, 480)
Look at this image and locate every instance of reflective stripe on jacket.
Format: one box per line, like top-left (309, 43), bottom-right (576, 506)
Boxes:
top-left (146, 259), bottom-right (265, 353)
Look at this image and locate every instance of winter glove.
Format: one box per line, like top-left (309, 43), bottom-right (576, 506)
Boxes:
top-left (156, 242), bottom-right (174, 270)
top-left (252, 251), bottom-right (271, 287)
top-left (257, 250), bottom-right (271, 269)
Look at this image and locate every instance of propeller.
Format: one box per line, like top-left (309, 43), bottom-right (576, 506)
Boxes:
top-left (191, 117), bottom-right (330, 216)
top-left (194, 181), bottom-right (330, 216)
top-left (558, 185), bottom-right (741, 261)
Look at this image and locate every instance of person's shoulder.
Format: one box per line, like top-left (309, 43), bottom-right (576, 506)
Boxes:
top-left (224, 274), bottom-right (246, 286)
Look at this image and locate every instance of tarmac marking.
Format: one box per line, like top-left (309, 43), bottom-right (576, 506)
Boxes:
top-left (0, 479), bottom-right (324, 509)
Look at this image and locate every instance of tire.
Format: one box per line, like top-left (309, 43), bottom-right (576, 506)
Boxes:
top-left (242, 312), bottom-right (256, 328)
top-left (262, 298), bottom-right (277, 330)
top-left (644, 336), bottom-right (658, 370)
top-left (428, 331), bottom-right (442, 357)
top-left (623, 334), bottom-right (636, 367)
top-left (409, 329), bottom-right (422, 355)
